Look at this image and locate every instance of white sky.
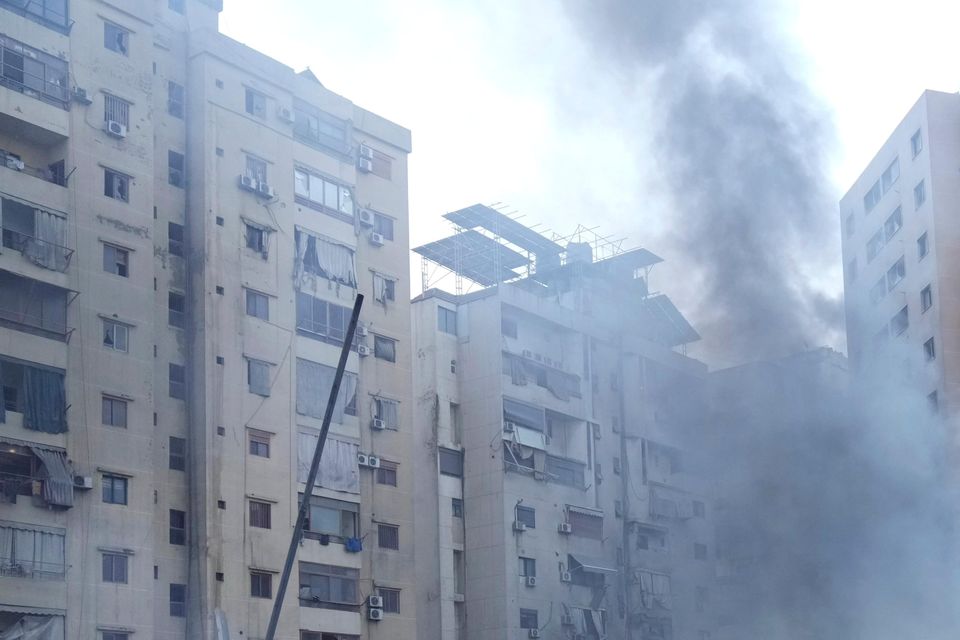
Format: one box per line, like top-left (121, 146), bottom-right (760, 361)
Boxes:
top-left (219, 0), bottom-right (960, 356)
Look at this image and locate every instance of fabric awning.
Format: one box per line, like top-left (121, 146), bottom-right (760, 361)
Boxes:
top-left (31, 448), bottom-right (73, 508)
top-left (0, 605), bottom-right (64, 616)
top-left (569, 553), bottom-right (618, 575)
top-left (0, 436), bottom-right (65, 454)
top-left (505, 425), bottom-right (546, 450)
top-left (566, 504), bottom-right (604, 518)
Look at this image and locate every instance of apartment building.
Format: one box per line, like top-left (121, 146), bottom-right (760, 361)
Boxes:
top-left (840, 90), bottom-right (960, 416)
top-left (411, 205), bottom-right (717, 640)
top-left (0, 1), bottom-right (414, 639)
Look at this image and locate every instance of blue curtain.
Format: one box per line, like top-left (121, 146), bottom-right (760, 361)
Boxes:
top-left (23, 367), bottom-right (67, 434)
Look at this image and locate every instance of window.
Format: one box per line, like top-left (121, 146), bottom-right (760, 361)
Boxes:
top-left (844, 214), bottom-right (854, 238)
top-left (245, 290), bottom-right (269, 320)
top-left (515, 505), bottom-right (536, 528)
top-left (0, 523), bottom-right (65, 578)
top-left (102, 474), bottom-right (128, 505)
top-left (694, 543), bottom-right (708, 560)
top-left (103, 244), bottom-right (129, 277)
top-left (374, 335), bottom-right (397, 362)
top-left (928, 390), bottom-right (939, 414)
top-left (693, 500), bottom-right (706, 518)
top-left (169, 436), bottom-right (186, 471)
top-left (293, 100), bottom-right (351, 156)
top-left (169, 509), bottom-right (186, 545)
top-left (845, 259), bottom-right (857, 284)
top-left (373, 397), bottom-right (400, 429)
top-left (104, 22), bottom-right (129, 55)
top-left (450, 402), bottom-right (462, 444)
top-left (918, 232), bottom-right (929, 259)
top-left (296, 359), bottom-right (358, 420)
top-left (295, 229), bottom-right (357, 287)
top-left (104, 170), bottom-right (130, 202)
top-left (102, 632), bottom-right (130, 640)
top-left (453, 550), bottom-right (465, 595)
top-left (912, 128), bottom-right (923, 157)
top-left (169, 363), bottom-right (186, 399)
top-left (891, 305), bottom-right (909, 336)
top-left (169, 0), bottom-right (185, 13)
top-left (296, 293), bottom-right (355, 345)
top-left (884, 206), bottom-right (902, 241)
top-left (914, 180), bottom-right (926, 209)
top-left (519, 608), bottom-right (539, 630)
top-left (501, 316), bottom-right (518, 338)
top-left (249, 431), bottom-right (270, 458)
top-left (924, 337), bottom-right (936, 361)
top-left (244, 223), bottom-right (268, 257)
top-left (372, 273), bottom-right (397, 304)
top-left (439, 447), bottom-right (463, 477)
top-left (249, 500), bottom-right (272, 529)
top-left (247, 358), bottom-right (271, 397)
top-left (567, 507), bottom-right (603, 540)
top-left (921, 285), bottom-right (933, 312)
top-left (452, 498), bottom-right (463, 518)
top-left (863, 180), bottom-right (881, 212)
top-left (245, 88), bottom-right (266, 118)
top-left (245, 155), bottom-right (267, 183)
top-left (102, 395), bottom-right (128, 427)
top-left (377, 523), bottom-right (399, 550)
top-left (869, 278), bottom-right (886, 304)
top-left (881, 157), bottom-right (899, 193)
top-left (546, 455), bottom-right (585, 488)
top-left (377, 587), bottom-right (400, 614)
top-left (293, 168), bottom-right (354, 220)
top-left (373, 212), bottom-right (395, 241)
top-left (518, 556), bottom-right (536, 577)
top-left (167, 80), bottom-right (185, 118)
top-left (377, 461), bottom-right (398, 487)
top-left (298, 562), bottom-right (359, 607)
top-left (0, 35), bottom-right (68, 107)
top-left (303, 495), bottom-right (358, 540)
top-left (438, 307), bottom-right (457, 335)
top-left (636, 526), bottom-right (667, 551)
top-left (104, 94), bottom-right (130, 127)
top-left (102, 319), bottom-right (129, 352)
top-left (251, 571), bottom-right (272, 598)
top-left (169, 583), bottom-right (186, 617)
top-left (168, 222), bottom-right (184, 257)
top-left (866, 230), bottom-right (883, 262)
top-left (168, 292), bottom-right (185, 328)
top-left (102, 552), bottom-right (128, 583)
top-left (886, 257), bottom-right (905, 289)
top-left (168, 151), bottom-right (185, 188)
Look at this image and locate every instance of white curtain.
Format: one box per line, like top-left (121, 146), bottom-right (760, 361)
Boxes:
top-left (295, 228), bottom-right (357, 293)
top-left (651, 573), bottom-right (672, 610)
top-left (297, 433), bottom-right (359, 494)
top-left (373, 273), bottom-right (388, 303)
top-left (296, 358), bottom-right (357, 423)
top-left (26, 211), bottom-right (67, 271)
top-left (374, 398), bottom-right (399, 428)
top-left (0, 615), bottom-right (64, 640)
top-left (588, 609), bottom-right (606, 638)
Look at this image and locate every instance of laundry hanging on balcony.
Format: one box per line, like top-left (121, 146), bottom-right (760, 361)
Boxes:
top-left (294, 227), bottom-right (357, 295)
top-left (25, 211), bottom-right (67, 272)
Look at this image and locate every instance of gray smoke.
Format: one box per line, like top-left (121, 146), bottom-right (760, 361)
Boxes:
top-left (564, 0), bottom-right (841, 367)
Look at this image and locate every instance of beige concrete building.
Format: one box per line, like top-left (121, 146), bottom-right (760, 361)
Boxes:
top-left (0, 1), bottom-right (414, 639)
top-left (410, 206), bottom-right (717, 640)
top-left (840, 90), bottom-right (960, 417)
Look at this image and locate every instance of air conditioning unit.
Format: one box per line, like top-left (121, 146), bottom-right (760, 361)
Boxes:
top-left (5, 157), bottom-right (24, 171)
top-left (104, 120), bottom-right (127, 138)
top-left (513, 521), bottom-right (527, 533)
top-left (558, 522), bottom-right (572, 534)
top-left (71, 86), bottom-right (93, 104)
top-left (256, 181), bottom-right (276, 199)
top-left (525, 576), bottom-right (537, 587)
top-left (358, 158), bottom-right (374, 173)
top-left (560, 570), bottom-right (573, 583)
top-left (368, 607), bottom-right (384, 621)
top-left (528, 629), bottom-right (541, 638)
top-left (522, 349), bottom-right (534, 359)
top-left (359, 144), bottom-right (374, 160)
top-left (371, 418), bottom-right (386, 431)
top-left (358, 208), bottom-right (375, 227)
top-left (238, 174), bottom-right (257, 191)
top-left (357, 344), bottom-right (372, 357)
top-left (369, 232), bottom-right (385, 247)
top-left (503, 421), bottom-right (517, 433)
top-left (560, 614), bottom-right (574, 626)
top-left (357, 453), bottom-right (370, 467)
top-left (73, 475), bottom-right (93, 490)
top-left (368, 595), bottom-right (383, 608)
top-left (367, 455), bottom-right (381, 469)
top-left (277, 106), bottom-right (294, 123)
top-left (356, 324), bottom-right (369, 337)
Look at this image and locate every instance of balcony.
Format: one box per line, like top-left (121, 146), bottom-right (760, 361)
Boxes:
top-left (0, 437), bottom-right (72, 510)
top-left (0, 34), bottom-right (70, 143)
top-left (0, 269), bottom-right (71, 341)
top-left (0, 1), bottom-right (70, 33)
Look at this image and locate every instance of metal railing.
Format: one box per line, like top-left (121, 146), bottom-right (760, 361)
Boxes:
top-left (2, 228), bottom-right (73, 272)
top-left (0, 36), bottom-right (69, 109)
top-left (0, 295), bottom-right (67, 338)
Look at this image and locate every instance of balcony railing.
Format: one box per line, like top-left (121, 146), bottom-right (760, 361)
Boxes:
top-left (0, 294), bottom-right (68, 340)
top-left (2, 228), bottom-right (73, 272)
top-left (0, 34), bottom-right (69, 109)
top-left (1, 150), bottom-right (66, 186)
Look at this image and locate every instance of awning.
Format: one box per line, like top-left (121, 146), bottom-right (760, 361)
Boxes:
top-left (31, 448), bottom-right (73, 508)
top-left (569, 554), bottom-right (618, 575)
top-left (566, 504), bottom-right (604, 518)
top-left (0, 436), bottom-right (65, 454)
top-left (0, 605), bottom-right (64, 616)
top-left (505, 425), bottom-right (546, 450)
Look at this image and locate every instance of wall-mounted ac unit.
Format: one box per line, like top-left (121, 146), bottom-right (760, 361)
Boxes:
top-left (104, 120), bottom-right (127, 139)
top-left (277, 106), bottom-right (294, 123)
top-left (356, 324), bottom-right (369, 337)
top-left (560, 570), bottom-right (572, 582)
top-left (503, 421), bottom-right (517, 433)
top-left (357, 453), bottom-right (370, 467)
top-left (73, 475), bottom-right (93, 490)
top-left (368, 595), bottom-right (383, 608)
top-left (371, 418), bottom-right (386, 430)
top-left (368, 608), bottom-right (384, 621)
top-left (72, 87), bottom-right (93, 104)
top-left (256, 181), bottom-right (276, 199)
top-left (557, 522), bottom-right (572, 534)
top-left (358, 208), bottom-right (375, 227)
top-left (513, 521), bottom-right (527, 532)
top-left (528, 629), bottom-right (541, 638)
top-left (358, 158), bottom-right (374, 173)
top-left (359, 144), bottom-right (374, 160)
top-left (238, 174), bottom-right (257, 191)
top-left (357, 345), bottom-right (372, 357)
top-left (367, 455), bottom-right (381, 469)
top-left (525, 576), bottom-right (537, 587)
top-left (369, 232), bottom-right (385, 247)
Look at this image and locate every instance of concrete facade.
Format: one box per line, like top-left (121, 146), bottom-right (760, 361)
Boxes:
top-left (0, 1), bottom-right (414, 639)
top-left (412, 229), bottom-right (718, 640)
top-left (840, 90), bottom-right (960, 418)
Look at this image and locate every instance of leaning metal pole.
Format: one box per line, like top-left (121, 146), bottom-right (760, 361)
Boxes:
top-left (264, 293), bottom-right (364, 640)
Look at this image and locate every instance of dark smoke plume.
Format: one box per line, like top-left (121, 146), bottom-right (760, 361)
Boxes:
top-left (565, 0), bottom-right (841, 366)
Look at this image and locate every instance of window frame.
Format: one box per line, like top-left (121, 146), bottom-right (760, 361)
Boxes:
top-left (102, 474), bottom-right (128, 505)
top-left (169, 436), bottom-right (186, 471)
top-left (373, 334), bottom-right (397, 362)
top-left (167, 80), bottom-right (185, 118)
top-left (102, 319), bottom-right (129, 352)
top-left (921, 284), bottom-right (933, 312)
top-left (912, 128), bottom-right (923, 157)
top-left (918, 232), bottom-right (929, 260)
top-left (251, 571), bottom-right (273, 598)
top-left (102, 552), bottom-right (129, 584)
top-left (103, 169), bottom-right (130, 202)
top-left (103, 243), bottom-right (130, 277)
top-left (297, 561), bottom-right (360, 608)
top-left (103, 93), bottom-right (130, 128)
top-left (293, 167), bottom-right (355, 223)
top-left (373, 212), bottom-right (395, 241)
top-left (168, 150), bottom-right (185, 188)
top-left (245, 289), bottom-right (270, 320)
top-left (438, 447), bottom-right (463, 477)
top-left (169, 363), bottom-right (186, 400)
top-left (518, 556), bottom-right (536, 577)
top-left (377, 523), bottom-right (399, 550)
top-left (169, 509), bottom-right (186, 545)
top-left (924, 337), bottom-right (936, 361)
top-left (376, 460), bottom-right (398, 487)
top-left (249, 500), bottom-right (272, 529)
top-left (169, 583), bottom-right (186, 617)
top-left (245, 87), bottom-right (267, 119)
top-left (168, 291), bottom-right (186, 328)
top-left (914, 180), bottom-right (926, 209)
top-left (168, 222), bottom-right (184, 257)
top-left (302, 494), bottom-right (359, 541)
top-left (101, 395), bottom-right (128, 428)
top-left (377, 587), bottom-right (401, 614)
top-left (452, 497), bottom-right (463, 518)
top-left (246, 358), bottom-right (272, 397)
top-left (519, 608), bottom-right (539, 630)
top-left (248, 431), bottom-right (271, 458)
top-left (515, 505), bottom-right (536, 528)
top-left (438, 306), bottom-right (457, 335)
top-left (103, 22), bottom-right (130, 56)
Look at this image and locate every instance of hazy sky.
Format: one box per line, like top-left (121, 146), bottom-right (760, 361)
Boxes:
top-left (219, 0), bottom-right (960, 361)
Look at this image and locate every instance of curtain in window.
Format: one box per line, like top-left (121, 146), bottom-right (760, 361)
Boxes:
top-left (22, 367), bottom-right (66, 434)
top-left (503, 398), bottom-right (544, 431)
top-left (296, 359), bottom-right (357, 423)
top-left (297, 434), bottom-right (359, 494)
top-left (507, 355), bottom-right (527, 386)
top-left (248, 361), bottom-right (271, 397)
top-left (294, 228), bottom-right (357, 293)
top-left (374, 398), bottom-right (399, 428)
top-left (587, 609), bottom-right (605, 637)
top-left (544, 367), bottom-right (571, 401)
top-left (32, 447), bottom-right (73, 508)
top-left (373, 273), bottom-right (388, 303)
top-left (0, 615), bottom-right (64, 640)
top-left (26, 210), bottom-right (67, 271)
